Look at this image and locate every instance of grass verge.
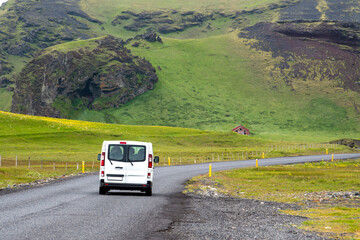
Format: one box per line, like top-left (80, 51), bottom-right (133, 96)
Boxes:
top-left (0, 167), bottom-right (85, 189)
top-left (186, 159), bottom-right (360, 239)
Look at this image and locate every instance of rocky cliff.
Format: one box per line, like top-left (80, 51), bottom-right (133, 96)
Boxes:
top-left (11, 35), bottom-right (158, 117)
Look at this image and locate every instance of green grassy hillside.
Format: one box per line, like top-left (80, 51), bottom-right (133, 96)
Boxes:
top-left (0, 110), bottom-right (350, 189)
top-left (0, 110), bottom-right (269, 162)
top-left (61, 33), bottom-right (359, 140)
top-left (0, 0), bottom-right (359, 141)
top-left (0, 110), bottom-right (351, 166)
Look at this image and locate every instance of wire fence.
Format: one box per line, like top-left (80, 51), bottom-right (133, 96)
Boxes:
top-left (0, 156), bottom-right (99, 171)
top-left (0, 143), bottom-right (340, 169)
top-left (154, 143), bottom-right (340, 166)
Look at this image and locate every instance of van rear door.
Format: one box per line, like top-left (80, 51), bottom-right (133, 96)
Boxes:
top-left (126, 145), bottom-right (147, 184)
top-left (105, 144), bottom-right (127, 183)
top-left (105, 143), bottom-right (147, 184)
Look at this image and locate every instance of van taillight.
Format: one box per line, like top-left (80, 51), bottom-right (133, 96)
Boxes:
top-left (101, 152), bottom-right (105, 166)
top-left (148, 154), bottom-right (153, 168)
top-left (101, 171), bottom-right (104, 177)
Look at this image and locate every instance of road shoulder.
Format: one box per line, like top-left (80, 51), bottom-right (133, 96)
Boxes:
top-left (149, 192), bottom-right (327, 239)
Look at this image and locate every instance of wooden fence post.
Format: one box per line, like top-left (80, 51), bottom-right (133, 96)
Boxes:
top-left (16, 155), bottom-right (18, 167)
top-left (28, 157), bottom-right (31, 169)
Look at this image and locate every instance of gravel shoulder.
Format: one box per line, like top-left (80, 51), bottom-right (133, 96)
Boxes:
top-left (150, 192), bottom-right (328, 240)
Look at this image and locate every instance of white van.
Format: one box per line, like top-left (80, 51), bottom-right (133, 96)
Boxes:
top-left (97, 141), bottom-right (159, 196)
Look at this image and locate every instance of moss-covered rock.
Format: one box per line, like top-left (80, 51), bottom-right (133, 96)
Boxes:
top-left (11, 35), bottom-right (158, 117)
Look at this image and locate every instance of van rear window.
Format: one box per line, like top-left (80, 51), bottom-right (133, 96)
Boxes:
top-left (129, 146), bottom-right (145, 161)
top-left (109, 145), bottom-right (125, 161)
top-left (108, 145), bottom-right (146, 162)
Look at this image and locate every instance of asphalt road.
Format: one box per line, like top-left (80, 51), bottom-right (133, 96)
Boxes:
top-left (1, 153), bottom-right (359, 240)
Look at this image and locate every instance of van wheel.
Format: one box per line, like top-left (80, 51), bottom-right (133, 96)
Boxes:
top-left (99, 187), bottom-right (108, 195)
top-left (145, 187), bottom-right (152, 196)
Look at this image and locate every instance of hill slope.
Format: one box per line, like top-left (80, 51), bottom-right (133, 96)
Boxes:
top-left (0, 0), bottom-right (359, 139)
top-left (0, 110), bottom-right (270, 162)
top-left (68, 33), bottom-right (359, 138)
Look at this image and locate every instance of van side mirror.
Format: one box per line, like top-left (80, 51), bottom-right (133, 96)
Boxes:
top-left (97, 154), bottom-right (101, 161)
top-left (154, 156), bottom-right (159, 163)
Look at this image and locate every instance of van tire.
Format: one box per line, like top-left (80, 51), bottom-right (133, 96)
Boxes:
top-left (99, 187), bottom-right (108, 195)
top-left (145, 187), bottom-right (152, 196)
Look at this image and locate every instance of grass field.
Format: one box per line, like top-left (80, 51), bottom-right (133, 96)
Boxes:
top-left (2, 110), bottom-right (348, 163)
top-left (187, 159), bottom-right (360, 239)
top-left (0, 110), bottom-right (353, 189)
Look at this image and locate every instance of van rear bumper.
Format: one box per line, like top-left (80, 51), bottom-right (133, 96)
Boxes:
top-left (100, 180), bottom-right (152, 191)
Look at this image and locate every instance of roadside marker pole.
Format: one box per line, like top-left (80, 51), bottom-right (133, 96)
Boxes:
top-left (256, 159), bottom-right (258, 168)
top-left (262, 152), bottom-right (265, 159)
top-left (16, 155), bottom-right (18, 167)
top-left (332, 154), bottom-right (334, 162)
top-left (168, 157), bottom-right (171, 166)
top-left (28, 157), bottom-right (30, 169)
top-left (82, 161), bottom-right (85, 173)
top-left (209, 164), bottom-right (212, 177)
top-left (326, 149), bottom-right (328, 154)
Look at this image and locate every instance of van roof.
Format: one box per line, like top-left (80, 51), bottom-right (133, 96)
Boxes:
top-left (103, 140), bottom-right (151, 146)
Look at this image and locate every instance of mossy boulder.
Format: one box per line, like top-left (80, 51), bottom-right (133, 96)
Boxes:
top-left (11, 35), bottom-right (158, 117)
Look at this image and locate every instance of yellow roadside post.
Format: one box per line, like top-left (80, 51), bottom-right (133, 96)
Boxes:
top-left (326, 149), bottom-right (328, 154)
top-left (256, 159), bottom-right (258, 168)
top-left (209, 164), bottom-right (212, 177)
top-left (82, 161), bottom-right (85, 173)
top-left (262, 152), bottom-right (265, 159)
top-left (332, 154), bottom-right (334, 162)
top-left (168, 157), bottom-right (171, 166)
